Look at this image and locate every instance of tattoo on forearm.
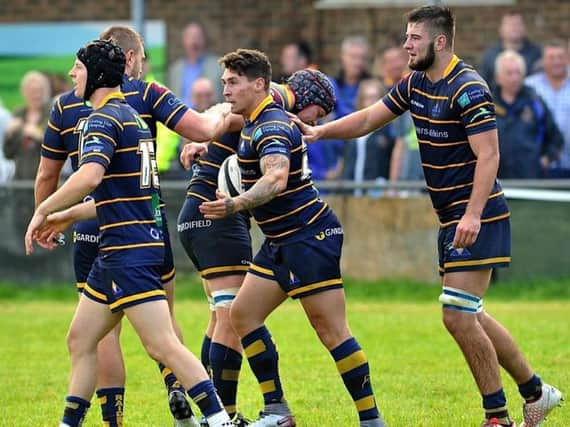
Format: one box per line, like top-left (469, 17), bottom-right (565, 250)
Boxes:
top-left (238, 153), bottom-right (289, 211)
top-left (224, 197), bottom-right (236, 215)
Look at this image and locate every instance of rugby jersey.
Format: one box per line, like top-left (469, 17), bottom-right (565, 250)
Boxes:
top-left (42, 75), bottom-right (188, 205)
top-left (187, 82), bottom-right (296, 201)
top-left (238, 95), bottom-right (330, 243)
top-left (382, 55), bottom-right (510, 226)
top-left (78, 92), bottom-right (164, 267)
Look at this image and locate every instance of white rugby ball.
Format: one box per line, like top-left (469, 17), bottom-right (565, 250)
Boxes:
top-left (218, 154), bottom-right (243, 197)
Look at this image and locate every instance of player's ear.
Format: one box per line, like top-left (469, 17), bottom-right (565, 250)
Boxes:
top-left (435, 34), bottom-right (447, 52)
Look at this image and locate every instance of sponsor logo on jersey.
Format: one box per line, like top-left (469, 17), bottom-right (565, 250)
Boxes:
top-left (177, 219), bottom-right (213, 232)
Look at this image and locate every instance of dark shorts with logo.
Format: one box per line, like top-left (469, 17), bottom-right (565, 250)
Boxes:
top-left (73, 209), bottom-right (175, 291)
top-left (438, 218), bottom-right (511, 275)
top-left (83, 256), bottom-right (166, 313)
top-left (177, 196), bottom-right (252, 279)
top-left (249, 212), bottom-right (344, 299)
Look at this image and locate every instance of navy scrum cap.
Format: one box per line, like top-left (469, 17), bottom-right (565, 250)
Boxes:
top-left (77, 39), bottom-right (126, 100)
top-left (287, 68), bottom-right (336, 115)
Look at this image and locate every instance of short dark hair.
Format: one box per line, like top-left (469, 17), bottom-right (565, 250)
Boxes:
top-left (219, 49), bottom-right (272, 90)
top-left (294, 41), bottom-right (313, 63)
top-left (407, 5), bottom-right (455, 50)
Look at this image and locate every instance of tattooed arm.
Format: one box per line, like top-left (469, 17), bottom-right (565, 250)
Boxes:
top-left (199, 153), bottom-right (290, 219)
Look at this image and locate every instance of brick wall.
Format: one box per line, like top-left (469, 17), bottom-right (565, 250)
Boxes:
top-left (3, 0), bottom-right (569, 79)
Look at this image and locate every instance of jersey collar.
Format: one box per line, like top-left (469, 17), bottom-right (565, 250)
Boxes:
top-left (248, 95), bottom-right (273, 122)
top-left (442, 55), bottom-right (461, 80)
top-left (95, 92), bottom-right (125, 110)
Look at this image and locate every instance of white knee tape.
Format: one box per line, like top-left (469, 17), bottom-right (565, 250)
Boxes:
top-left (439, 286), bottom-right (483, 313)
top-left (211, 288), bottom-right (240, 309)
top-left (207, 296), bottom-right (215, 312)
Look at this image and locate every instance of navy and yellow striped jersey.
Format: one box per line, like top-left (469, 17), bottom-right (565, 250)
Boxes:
top-left (187, 82), bottom-right (295, 202)
top-left (78, 92), bottom-right (164, 267)
top-left (238, 95), bottom-right (330, 243)
top-left (382, 55), bottom-right (510, 226)
top-left (42, 75), bottom-right (188, 194)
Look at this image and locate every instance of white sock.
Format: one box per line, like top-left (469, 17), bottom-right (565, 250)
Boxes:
top-left (207, 410), bottom-right (232, 426)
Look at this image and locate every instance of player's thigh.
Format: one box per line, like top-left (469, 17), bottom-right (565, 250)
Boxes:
top-left (124, 299), bottom-right (176, 351)
top-left (299, 287), bottom-right (349, 332)
top-left (443, 269), bottom-right (493, 298)
top-left (69, 295), bottom-right (122, 348)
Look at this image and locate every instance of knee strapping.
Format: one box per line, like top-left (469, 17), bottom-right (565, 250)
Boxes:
top-left (212, 288), bottom-right (240, 309)
top-left (207, 296), bottom-right (215, 312)
top-left (439, 286), bottom-right (483, 313)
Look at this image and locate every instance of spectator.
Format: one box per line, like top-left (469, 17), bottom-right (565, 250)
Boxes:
top-left (375, 45), bottom-right (424, 185)
top-left (3, 71), bottom-right (51, 180)
top-left (190, 77), bottom-right (216, 113)
top-left (526, 40), bottom-right (570, 178)
top-left (168, 21), bottom-right (223, 107)
top-left (493, 50), bottom-right (563, 179)
top-left (480, 11), bottom-right (542, 87)
top-left (327, 35), bottom-right (371, 182)
top-left (47, 72), bottom-right (72, 98)
top-left (279, 41), bottom-right (315, 80)
top-left (0, 99), bottom-right (14, 183)
top-left (342, 78), bottom-right (395, 196)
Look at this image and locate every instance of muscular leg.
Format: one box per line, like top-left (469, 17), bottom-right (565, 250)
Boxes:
top-left (208, 274), bottom-right (245, 417)
top-left (301, 289), bottom-right (383, 425)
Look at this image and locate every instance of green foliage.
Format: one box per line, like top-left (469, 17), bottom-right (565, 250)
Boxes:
top-left (0, 299), bottom-right (568, 426)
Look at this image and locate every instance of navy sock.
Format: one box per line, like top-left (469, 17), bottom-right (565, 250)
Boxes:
top-left (331, 337), bottom-right (380, 421)
top-left (61, 395), bottom-right (90, 427)
top-left (518, 374), bottom-right (543, 402)
top-left (96, 387), bottom-right (124, 427)
top-left (158, 362), bottom-right (183, 392)
top-left (187, 380), bottom-right (224, 418)
top-left (483, 389), bottom-right (511, 425)
top-left (210, 342), bottom-right (242, 417)
top-left (201, 335), bottom-right (213, 376)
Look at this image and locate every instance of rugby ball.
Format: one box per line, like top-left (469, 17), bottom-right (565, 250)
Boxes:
top-left (218, 154), bottom-right (243, 197)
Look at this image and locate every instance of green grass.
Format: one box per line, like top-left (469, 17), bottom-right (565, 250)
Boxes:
top-left (0, 289), bottom-right (568, 426)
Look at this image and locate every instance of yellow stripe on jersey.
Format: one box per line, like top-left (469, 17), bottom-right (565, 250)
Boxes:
top-left (465, 117), bottom-right (495, 129)
top-left (387, 93), bottom-right (406, 112)
top-left (85, 131), bottom-right (117, 146)
top-left (444, 256), bottom-right (511, 269)
top-left (211, 141), bottom-right (236, 153)
top-left (82, 152), bottom-right (111, 163)
top-left (254, 133), bottom-right (293, 151)
top-left (41, 144), bottom-right (67, 154)
top-left (460, 101), bottom-right (494, 117)
top-left (422, 159), bottom-right (477, 170)
top-left (139, 113), bottom-right (152, 119)
top-left (307, 202), bottom-right (328, 224)
top-left (199, 159), bottom-right (221, 169)
top-left (426, 182), bottom-right (473, 192)
top-left (99, 242), bottom-right (165, 251)
top-left (99, 219), bottom-right (156, 231)
top-left (277, 182), bottom-right (313, 198)
top-left (164, 104), bottom-right (185, 127)
top-left (69, 150), bottom-right (78, 157)
top-left (200, 265), bottom-right (249, 277)
top-left (290, 144), bottom-right (303, 154)
top-left (256, 198), bottom-right (319, 225)
top-left (249, 263), bottom-right (274, 276)
top-left (451, 82), bottom-right (489, 108)
top-left (95, 92), bottom-right (125, 110)
top-left (437, 191), bottom-right (504, 212)
top-left (263, 227), bottom-right (302, 239)
top-left (239, 157), bottom-right (259, 163)
top-left (142, 82), bottom-right (152, 101)
top-left (411, 113), bottom-right (460, 124)
top-left (395, 83), bottom-right (409, 108)
top-left (248, 95), bottom-right (273, 122)
top-left (103, 172), bottom-right (141, 179)
top-left (412, 88), bottom-right (449, 100)
top-left (47, 121), bottom-right (61, 132)
top-left (109, 289), bottom-right (166, 311)
top-left (287, 278), bottom-right (342, 298)
top-left (186, 191), bottom-right (211, 202)
top-left (115, 146), bottom-right (139, 153)
top-left (56, 97), bottom-right (63, 114)
top-left (447, 66), bottom-right (476, 84)
top-left (61, 127), bottom-right (75, 135)
top-left (96, 195), bottom-right (152, 207)
top-left (63, 102), bottom-right (84, 110)
top-left (90, 112), bottom-right (124, 130)
top-left (289, 168), bottom-right (303, 175)
top-left (152, 89), bottom-right (170, 110)
top-left (240, 132), bottom-right (251, 140)
top-left (442, 55), bottom-right (460, 79)
top-left (407, 71), bottom-right (414, 98)
top-left (440, 212), bottom-right (511, 228)
top-left (122, 90), bottom-right (139, 97)
top-left (244, 340), bottom-right (267, 358)
top-left (418, 139), bottom-right (469, 147)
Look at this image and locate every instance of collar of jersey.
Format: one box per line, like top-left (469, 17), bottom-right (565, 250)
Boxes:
top-left (442, 55), bottom-right (460, 80)
top-left (95, 92), bottom-right (125, 110)
top-left (248, 95), bottom-right (273, 122)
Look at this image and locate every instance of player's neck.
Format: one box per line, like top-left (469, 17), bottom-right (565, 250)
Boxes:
top-left (90, 87), bottom-right (121, 110)
top-left (426, 51), bottom-right (454, 83)
top-left (244, 93), bottom-right (271, 121)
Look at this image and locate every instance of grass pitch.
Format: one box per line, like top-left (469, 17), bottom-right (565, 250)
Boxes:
top-left (0, 282), bottom-right (568, 426)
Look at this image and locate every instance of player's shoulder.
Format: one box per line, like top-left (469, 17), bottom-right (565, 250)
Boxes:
top-left (56, 90), bottom-right (85, 111)
top-left (270, 82), bottom-right (294, 112)
top-left (446, 60), bottom-right (487, 90)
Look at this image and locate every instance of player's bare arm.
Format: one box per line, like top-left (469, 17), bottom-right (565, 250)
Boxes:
top-left (199, 153), bottom-right (289, 219)
top-left (174, 102), bottom-right (232, 143)
top-left (180, 142), bottom-right (208, 170)
top-left (453, 129), bottom-right (500, 249)
top-left (34, 157), bottom-right (65, 208)
top-left (295, 100), bottom-right (397, 143)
